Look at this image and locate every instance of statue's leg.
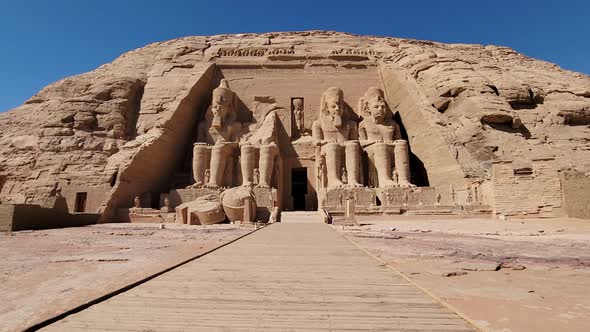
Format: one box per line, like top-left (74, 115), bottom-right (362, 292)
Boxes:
top-left (373, 142), bottom-right (396, 188)
top-left (323, 142), bottom-right (343, 189)
top-left (345, 141), bottom-right (363, 187)
top-left (394, 140), bottom-right (414, 187)
top-left (258, 143), bottom-right (277, 188)
top-left (207, 143), bottom-right (228, 188)
top-left (240, 144), bottom-right (257, 186)
top-left (191, 143), bottom-right (209, 187)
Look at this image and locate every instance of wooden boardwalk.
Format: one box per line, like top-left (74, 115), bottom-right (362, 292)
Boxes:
top-left (41, 213), bottom-right (475, 331)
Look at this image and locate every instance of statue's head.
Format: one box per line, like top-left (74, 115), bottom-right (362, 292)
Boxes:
top-left (211, 79), bottom-right (236, 128)
top-left (292, 98), bottom-right (303, 111)
top-left (361, 87), bottom-right (387, 124)
top-left (320, 87), bottom-right (345, 128)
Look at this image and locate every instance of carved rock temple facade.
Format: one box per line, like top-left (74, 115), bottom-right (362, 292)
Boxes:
top-left (1, 31), bottom-right (590, 229)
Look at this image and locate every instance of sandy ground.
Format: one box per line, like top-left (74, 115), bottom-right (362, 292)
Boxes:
top-left (0, 223), bottom-right (252, 332)
top-left (335, 216), bottom-right (590, 332)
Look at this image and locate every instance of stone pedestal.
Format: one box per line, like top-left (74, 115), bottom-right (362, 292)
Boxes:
top-left (323, 187), bottom-right (376, 210)
top-left (378, 187), bottom-right (436, 207)
top-left (252, 187), bottom-right (278, 222)
top-left (345, 198), bottom-right (356, 223)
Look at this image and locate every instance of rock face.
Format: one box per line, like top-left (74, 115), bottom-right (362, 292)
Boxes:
top-left (0, 31), bottom-right (588, 220)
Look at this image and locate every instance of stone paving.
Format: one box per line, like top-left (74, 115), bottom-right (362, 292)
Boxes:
top-left (40, 213), bottom-right (475, 331)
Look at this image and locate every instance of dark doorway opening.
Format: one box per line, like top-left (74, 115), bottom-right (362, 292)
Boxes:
top-left (150, 193), bottom-right (160, 209)
top-left (74, 192), bottom-right (87, 213)
top-left (291, 168), bottom-right (308, 211)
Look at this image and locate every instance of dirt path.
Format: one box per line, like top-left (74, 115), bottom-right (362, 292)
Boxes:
top-left (0, 223), bottom-right (252, 332)
top-left (336, 217), bottom-right (590, 332)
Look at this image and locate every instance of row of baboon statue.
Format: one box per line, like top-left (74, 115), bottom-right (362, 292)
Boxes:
top-left (190, 80), bottom-right (413, 191)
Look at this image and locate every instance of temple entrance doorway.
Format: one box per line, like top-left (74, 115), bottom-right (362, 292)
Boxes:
top-left (74, 192), bottom-right (87, 213)
top-left (291, 168), bottom-right (308, 211)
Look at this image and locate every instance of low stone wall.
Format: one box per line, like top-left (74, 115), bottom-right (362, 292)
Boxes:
top-left (321, 186), bottom-right (462, 216)
top-left (322, 187), bottom-right (439, 209)
top-left (377, 187), bottom-right (437, 206)
top-left (323, 187), bottom-right (376, 208)
top-left (0, 197), bottom-right (99, 232)
top-left (491, 158), bottom-right (564, 217)
top-left (0, 204), bottom-right (16, 231)
top-left (562, 171), bottom-right (590, 219)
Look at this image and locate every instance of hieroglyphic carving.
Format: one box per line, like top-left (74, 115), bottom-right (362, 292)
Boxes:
top-left (218, 47), bottom-right (295, 57)
top-left (330, 49), bottom-right (378, 56)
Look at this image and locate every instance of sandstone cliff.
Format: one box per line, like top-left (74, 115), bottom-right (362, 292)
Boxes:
top-left (0, 31), bottom-right (588, 219)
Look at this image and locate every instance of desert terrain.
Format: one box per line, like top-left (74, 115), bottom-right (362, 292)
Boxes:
top-left (0, 223), bottom-right (252, 332)
top-left (2, 216), bottom-right (590, 332)
top-left (336, 216), bottom-right (590, 332)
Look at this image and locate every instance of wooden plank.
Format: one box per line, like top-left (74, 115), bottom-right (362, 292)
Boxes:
top-left (40, 216), bottom-right (475, 331)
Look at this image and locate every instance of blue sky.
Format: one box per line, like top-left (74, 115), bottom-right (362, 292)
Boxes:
top-left (1, 0), bottom-right (588, 112)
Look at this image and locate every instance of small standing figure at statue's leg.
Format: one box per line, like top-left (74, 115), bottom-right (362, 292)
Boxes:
top-left (392, 169), bottom-right (399, 186)
top-left (252, 168), bottom-right (260, 187)
top-left (204, 169), bottom-right (210, 186)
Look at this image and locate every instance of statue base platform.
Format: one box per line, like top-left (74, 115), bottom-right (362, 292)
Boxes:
top-left (252, 187), bottom-right (278, 222)
top-left (320, 186), bottom-right (491, 217)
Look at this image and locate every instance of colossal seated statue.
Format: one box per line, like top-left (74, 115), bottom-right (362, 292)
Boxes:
top-left (193, 80), bottom-right (242, 188)
top-left (312, 87), bottom-right (362, 189)
top-left (192, 79), bottom-right (278, 190)
top-left (358, 87), bottom-right (413, 188)
top-left (239, 107), bottom-right (278, 189)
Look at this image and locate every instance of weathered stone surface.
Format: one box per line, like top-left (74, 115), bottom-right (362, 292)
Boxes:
top-left (221, 187), bottom-right (257, 223)
top-left (176, 194), bottom-right (225, 225)
top-left (0, 31), bottom-right (588, 221)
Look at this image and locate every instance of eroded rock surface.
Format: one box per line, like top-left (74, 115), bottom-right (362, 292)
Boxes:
top-left (0, 31), bottom-right (588, 220)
